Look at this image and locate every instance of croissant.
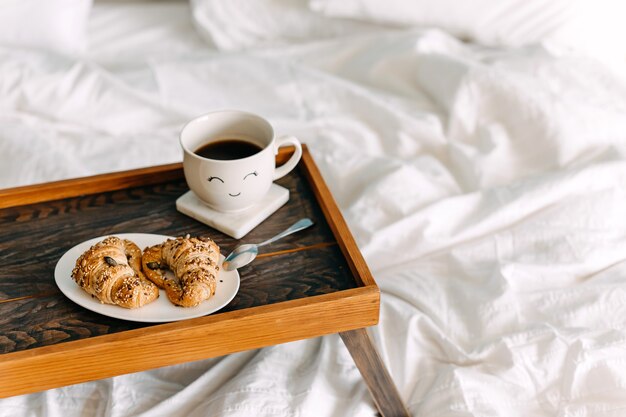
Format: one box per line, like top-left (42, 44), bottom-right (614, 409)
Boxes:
top-left (71, 236), bottom-right (159, 309)
top-left (142, 236), bottom-right (220, 307)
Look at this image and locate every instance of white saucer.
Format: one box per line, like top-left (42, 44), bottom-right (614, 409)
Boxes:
top-left (176, 184), bottom-right (289, 239)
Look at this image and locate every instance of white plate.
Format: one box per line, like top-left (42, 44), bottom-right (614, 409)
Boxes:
top-left (54, 233), bottom-right (239, 323)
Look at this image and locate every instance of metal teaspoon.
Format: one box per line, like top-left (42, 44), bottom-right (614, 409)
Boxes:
top-left (222, 218), bottom-right (314, 271)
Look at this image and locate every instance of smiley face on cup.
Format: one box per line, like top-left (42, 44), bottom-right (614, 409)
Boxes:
top-left (180, 110), bottom-right (302, 212)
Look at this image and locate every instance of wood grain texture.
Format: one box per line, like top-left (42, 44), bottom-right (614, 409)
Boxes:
top-left (0, 146), bottom-right (380, 398)
top-left (300, 147), bottom-right (377, 288)
top-left (340, 328), bottom-right (411, 417)
top-left (0, 163), bottom-right (184, 210)
top-left (1, 287), bottom-right (379, 398)
top-left (0, 163), bottom-right (355, 352)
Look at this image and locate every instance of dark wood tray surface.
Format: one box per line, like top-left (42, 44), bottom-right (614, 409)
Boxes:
top-left (0, 152), bottom-right (359, 354)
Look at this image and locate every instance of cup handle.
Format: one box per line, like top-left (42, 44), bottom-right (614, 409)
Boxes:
top-left (273, 135), bottom-right (303, 180)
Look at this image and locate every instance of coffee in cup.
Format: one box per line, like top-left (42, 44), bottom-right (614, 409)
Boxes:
top-left (180, 110), bottom-right (302, 213)
top-left (194, 139), bottom-right (263, 160)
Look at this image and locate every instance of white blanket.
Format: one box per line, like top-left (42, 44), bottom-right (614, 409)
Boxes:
top-left (3, 2), bottom-right (626, 416)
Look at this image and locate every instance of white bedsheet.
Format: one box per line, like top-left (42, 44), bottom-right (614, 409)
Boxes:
top-left (3, 1), bottom-right (626, 416)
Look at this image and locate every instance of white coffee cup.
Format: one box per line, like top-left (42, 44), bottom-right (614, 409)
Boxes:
top-left (180, 110), bottom-right (302, 212)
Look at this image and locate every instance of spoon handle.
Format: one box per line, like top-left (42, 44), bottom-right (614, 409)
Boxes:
top-left (257, 218), bottom-right (314, 247)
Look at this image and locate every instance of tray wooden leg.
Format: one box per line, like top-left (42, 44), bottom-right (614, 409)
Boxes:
top-left (340, 328), bottom-right (411, 417)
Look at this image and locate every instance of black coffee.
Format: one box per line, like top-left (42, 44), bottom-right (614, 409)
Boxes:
top-left (195, 139), bottom-right (262, 160)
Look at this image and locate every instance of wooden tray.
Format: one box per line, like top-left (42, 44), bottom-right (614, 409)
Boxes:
top-left (0, 145), bottom-right (380, 398)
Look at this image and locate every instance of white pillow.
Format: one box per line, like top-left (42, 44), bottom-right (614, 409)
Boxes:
top-left (190, 0), bottom-right (378, 51)
top-left (0, 0), bottom-right (93, 54)
top-left (309, 0), bottom-right (626, 53)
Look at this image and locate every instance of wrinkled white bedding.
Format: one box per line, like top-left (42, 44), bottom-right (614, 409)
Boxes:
top-left (3, 1), bottom-right (626, 416)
